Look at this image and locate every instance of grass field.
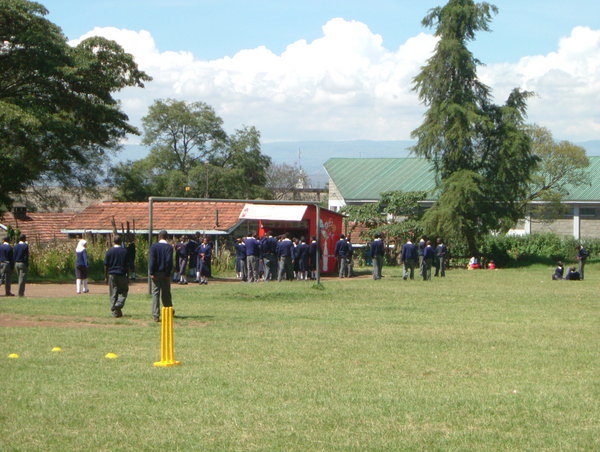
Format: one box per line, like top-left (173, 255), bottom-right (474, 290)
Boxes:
top-left (1, 266), bottom-right (599, 451)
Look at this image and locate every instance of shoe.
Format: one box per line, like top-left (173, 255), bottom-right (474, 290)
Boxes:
top-left (6, 293), bottom-right (15, 297)
top-left (83, 289), bottom-right (89, 293)
top-left (112, 309), bottom-right (123, 318)
top-left (153, 317), bottom-right (160, 322)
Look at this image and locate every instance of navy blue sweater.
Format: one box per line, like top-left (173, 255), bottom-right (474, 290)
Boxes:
top-left (370, 239), bottom-right (385, 258)
top-left (0, 243), bottom-right (13, 264)
top-left (104, 246), bottom-right (129, 276)
top-left (244, 237), bottom-right (261, 257)
top-left (277, 239), bottom-right (295, 258)
top-left (149, 241), bottom-right (173, 275)
top-left (14, 242), bottom-right (29, 264)
top-left (401, 242), bottom-right (417, 261)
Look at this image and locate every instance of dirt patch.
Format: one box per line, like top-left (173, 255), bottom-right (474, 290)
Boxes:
top-left (0, 313), bottom-right (209, 328)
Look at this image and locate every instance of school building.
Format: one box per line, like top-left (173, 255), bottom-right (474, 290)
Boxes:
top-left (324, 156), bottom-right (600, 240)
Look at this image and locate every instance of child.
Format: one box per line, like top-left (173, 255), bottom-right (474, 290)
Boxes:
top-left (488, 260), bottom-right (496, 270)
top-left (467, 256), bottom-right (480, 269)
top-left (565, 267), bottom-right (580, 280)
top-left (552, 261), bottom-right (564, 280)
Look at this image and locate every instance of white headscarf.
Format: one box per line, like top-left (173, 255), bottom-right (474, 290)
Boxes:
top-left (76, 239), bottom-right (87, 253)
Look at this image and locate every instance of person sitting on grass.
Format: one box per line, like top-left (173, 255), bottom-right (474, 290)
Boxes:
top-left (467, 256), bottom-right (480, 269)
top-left (552, 261), bottom-right (564, 280)
top-left (565, 267), bottom-right (580, 280)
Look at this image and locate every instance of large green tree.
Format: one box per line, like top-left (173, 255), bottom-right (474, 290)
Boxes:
top-left (411, 0), bottom-right (537, 253)
top-left (0, 0), bottom-right (150, 209)
top-left (112, 100), bottom-right (272, 200)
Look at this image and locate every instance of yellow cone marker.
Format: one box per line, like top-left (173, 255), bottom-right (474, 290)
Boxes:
top-left (51, 347), bottom-right (62, 352)
top-left (153, 306), bottom-right (182, 367)
top-left (8, 353), bottom-right (19, 359)
top-left (105, 353), bottom-right (118, 359)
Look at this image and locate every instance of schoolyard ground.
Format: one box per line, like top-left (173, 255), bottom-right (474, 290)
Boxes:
top-left (1, 265), bottom-right (598, 451)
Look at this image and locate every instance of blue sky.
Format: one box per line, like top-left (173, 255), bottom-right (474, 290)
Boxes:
top-left (42, 0), bottom-right (600, 143)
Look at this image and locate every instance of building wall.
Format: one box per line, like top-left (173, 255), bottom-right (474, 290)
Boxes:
top-left (327, 178), bottom-right (346, 211)
top-left (531, 219), bottom-right (573, 236)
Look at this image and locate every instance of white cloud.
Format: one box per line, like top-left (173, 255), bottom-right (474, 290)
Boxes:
top-left (72, 21), bottom-right (600, 143)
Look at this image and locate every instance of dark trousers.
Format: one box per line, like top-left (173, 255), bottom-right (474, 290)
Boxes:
top-left (0, 262), bottom-right (12, 295)
top-left (372, 255), bottom-right (383, 280)
top-left (423, 258), bottom-right (433, 280)
top-left (151, 272), bottom-right (173, 319)
top-left (108, 274), bottom-right (128, 313)
top-left (435, 256), bottom-right (446, 277)
top-left (15, 262), bottom-right (27, 296)
top-left (403, 259), bottom-right (416, 280)
top-left (278, 256), bottom-right (294, 281)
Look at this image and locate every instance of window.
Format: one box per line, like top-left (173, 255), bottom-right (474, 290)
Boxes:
top-left (580, 207), bottom-right (596, 217)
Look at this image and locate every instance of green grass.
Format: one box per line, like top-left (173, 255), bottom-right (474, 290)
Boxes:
top-left (1, 266), bottom-right (599, 451)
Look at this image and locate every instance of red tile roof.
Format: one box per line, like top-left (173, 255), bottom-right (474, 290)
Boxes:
top-left (0, 211), bottom-right (75, 243)
top-left (63, 201), bottom-right (248, 234)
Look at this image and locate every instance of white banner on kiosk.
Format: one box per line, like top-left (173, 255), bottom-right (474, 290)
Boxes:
top-left (239, 204), bottom-right (308, 222)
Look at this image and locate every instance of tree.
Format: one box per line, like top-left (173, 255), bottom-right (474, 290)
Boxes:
top-left (526, 124), bottom-right (589, 206)
top-left (141, 99), bottom-right (227, 175)
top-left (112, 101), bottom-right (272, 200)
top-left (343, 191), bottom-right (427, 261)
top-left (411, 0), bottom-right (537, 254)
top-left (265, 162), bottom-right (311, 200)
top-left (0, 0), bottom-right (151, 210)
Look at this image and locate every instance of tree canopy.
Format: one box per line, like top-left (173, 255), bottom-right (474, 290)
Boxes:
top-left (112, 99), bottom-right (272, 200)
top-left (0, 0), bottom-right (151, 210)
top-left (412, 0), bottom-right (538, 253)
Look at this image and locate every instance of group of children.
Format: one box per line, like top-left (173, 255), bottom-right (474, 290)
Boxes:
top-left (234, 232), bottom-right (320, 282)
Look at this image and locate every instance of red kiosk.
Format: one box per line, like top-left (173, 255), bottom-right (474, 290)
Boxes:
top-left (239, 203), bottom-right (344, 273)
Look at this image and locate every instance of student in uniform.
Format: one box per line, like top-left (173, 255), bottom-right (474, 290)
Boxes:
top-left (0, 236), bottom-right (15, 297)
top-left (244, 233), bottom-right (261, 283)
top-left (576, 245), bottom-right (589, 280)
top-left (401, 238), bottom-right (418, 280)
top-left (296, 237), bottom-right (309, 280)
top-left (422, 240), bottom-right (435, 281)
top-left (276, 232), bottom-right (295, 281)
top-left (176, 235), bottom-right (189, 284)
top-left (196, 237), bottom-right (212, 285)
top-left (104, 235), bottom-right (129, 318)
top-left (434, 237), bottom-right (447, 277)
top-left (552, 261), bottom-right (564, 280)
top-left (345, 236), bottom-right (354, 277)
top-left (370, 233), bottom-right (385, 280)
top-left (75, 239), bottom-right (89, 294)
top-left (234, 236), bottom-right (247, 281)
top-left (14, 234), bottom-right (29, 297)
top-left (334, 234), bottom-right (349, 278)
top-left (417, 236), bottom-right (426, 277)
top-left (261, 231), bottom-right (277, 281)
top-left (149, 230), bottom-right (174, 322)
top-left (308, 236), bottom-right (318, 280)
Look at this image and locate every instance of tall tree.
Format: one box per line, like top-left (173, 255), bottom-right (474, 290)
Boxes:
top-left (265, 162), bottom-right (311, 200)
top-left (112, 102), bottom-right (272, 200)
top-left (411, 0), bottom-right (537, 253)
top-left (0, 0), bottom-right (150, 210)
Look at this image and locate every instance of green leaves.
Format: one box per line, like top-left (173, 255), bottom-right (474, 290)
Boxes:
top-left (0, 0), bottom-right (150, 209)
top-left (412, 1), bottom-right (536, 253)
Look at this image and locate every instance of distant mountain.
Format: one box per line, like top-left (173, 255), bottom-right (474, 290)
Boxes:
top-left (117, 139), bottom-right (600, 188)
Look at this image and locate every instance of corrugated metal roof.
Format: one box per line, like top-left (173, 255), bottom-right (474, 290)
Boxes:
top-left (325, 156), bottom-right (600, 202)
top-left (324, 158), bottom-right (436, 201)
top-left (562, 156), bottom-right (600, 201)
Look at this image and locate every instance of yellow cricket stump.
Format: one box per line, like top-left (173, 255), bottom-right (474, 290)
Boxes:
top-left (153, 307), bottom-right (182, 367)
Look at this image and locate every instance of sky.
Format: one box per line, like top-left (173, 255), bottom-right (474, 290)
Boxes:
top-left (42, 0), bottom-right (600, 144)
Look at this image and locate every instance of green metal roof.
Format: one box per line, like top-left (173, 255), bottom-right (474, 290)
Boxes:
top-left (562, 156), bottom-right (600, 201)
top-left (324, 158), bottom-right (436, 201)
top-left (324, 156), bottom-right (600, 203)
